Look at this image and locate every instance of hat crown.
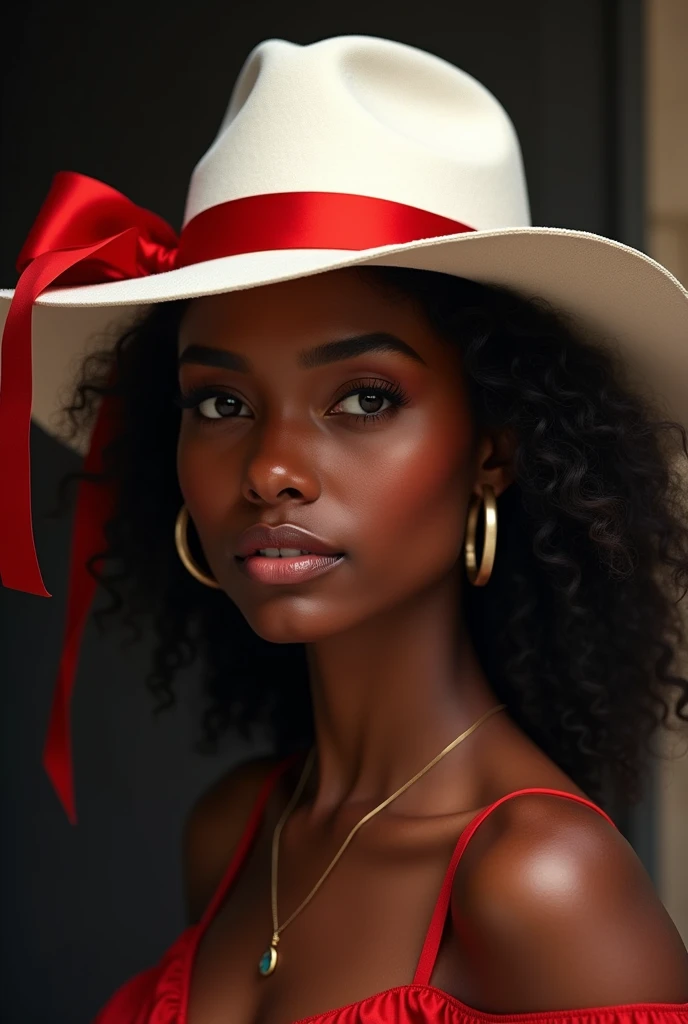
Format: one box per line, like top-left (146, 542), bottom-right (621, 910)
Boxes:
top-left (183, 35), bottom-right (531, 231)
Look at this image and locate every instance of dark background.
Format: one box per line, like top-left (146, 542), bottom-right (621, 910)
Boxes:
top-left (0, 2), bottom-right (649, 1021)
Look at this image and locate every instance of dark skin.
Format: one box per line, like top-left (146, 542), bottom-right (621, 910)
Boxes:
top-left (175, 268), bottom-right (688, 1024)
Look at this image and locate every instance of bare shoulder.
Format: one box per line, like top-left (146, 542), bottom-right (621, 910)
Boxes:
top-left (451, 791), bottom-right (688, 1012)
top-left (182, 754), bottom-right (284, 925)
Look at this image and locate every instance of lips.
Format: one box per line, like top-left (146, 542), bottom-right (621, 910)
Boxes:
top-left (235, 523), bottom-right (345, 559)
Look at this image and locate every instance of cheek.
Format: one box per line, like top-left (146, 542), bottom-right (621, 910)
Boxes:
top-left (176, 431), bottom-right (239, 523)
top-left (359, 404), bottom-right (474, 573)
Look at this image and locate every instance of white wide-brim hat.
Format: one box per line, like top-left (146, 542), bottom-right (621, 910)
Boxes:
top-left (1, 34), bottom-right (687, 823)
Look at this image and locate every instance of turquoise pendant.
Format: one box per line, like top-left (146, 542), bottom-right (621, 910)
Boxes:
top-left (258, 938), bottom-right (278, 976)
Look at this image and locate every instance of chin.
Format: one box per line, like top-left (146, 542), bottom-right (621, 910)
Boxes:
top-left (239, 597), bottom-right (365, 645)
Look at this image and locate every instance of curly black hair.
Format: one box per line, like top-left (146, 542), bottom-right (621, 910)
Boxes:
top-left (51, 266), bottom-right (688, 811)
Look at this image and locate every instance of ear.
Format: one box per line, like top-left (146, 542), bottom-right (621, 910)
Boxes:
top-left (473, 426), bottom-right (517, 499)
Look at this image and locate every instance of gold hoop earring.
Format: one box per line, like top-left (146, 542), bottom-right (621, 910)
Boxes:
top-left (174, 505), bottom-right (221, 589)
top-left (464, 485), bottom-right (497, 587)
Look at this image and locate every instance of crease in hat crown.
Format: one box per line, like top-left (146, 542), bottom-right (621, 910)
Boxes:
top-left (184, 35), bottom-right (531, 232)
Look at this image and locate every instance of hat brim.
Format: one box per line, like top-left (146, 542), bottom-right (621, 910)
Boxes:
top-left (1, 225), bottom-right (686, 456)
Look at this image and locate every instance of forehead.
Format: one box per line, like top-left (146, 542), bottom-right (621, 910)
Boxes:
top-left (177, 267), bottom-right (448, 359)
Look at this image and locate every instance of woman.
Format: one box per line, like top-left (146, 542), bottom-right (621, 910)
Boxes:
top-left (1, 34), bottom-right (688, 1024)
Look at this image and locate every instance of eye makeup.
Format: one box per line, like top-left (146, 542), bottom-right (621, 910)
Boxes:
top-left (174, 376), bottom-right (411, 427)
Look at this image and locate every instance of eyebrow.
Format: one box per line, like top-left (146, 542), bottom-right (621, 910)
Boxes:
top-left (177, 332), bottom-right (428, 372)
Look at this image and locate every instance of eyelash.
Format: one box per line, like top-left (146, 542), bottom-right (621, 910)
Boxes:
top-left (174, 378), bottom-right (411, 426)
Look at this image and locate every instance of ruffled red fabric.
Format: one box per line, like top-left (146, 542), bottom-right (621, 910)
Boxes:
top-left (93, 924), bottom-right (688, 1024)
top-left (93, 760), bottom-right (688, 1024)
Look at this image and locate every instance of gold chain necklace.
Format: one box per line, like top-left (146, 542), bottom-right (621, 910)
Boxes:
top-left (258, 702), bottom-right (507, 976)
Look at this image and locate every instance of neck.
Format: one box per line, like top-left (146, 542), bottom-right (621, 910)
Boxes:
top-left (301, 570), bottom-right (501, 819)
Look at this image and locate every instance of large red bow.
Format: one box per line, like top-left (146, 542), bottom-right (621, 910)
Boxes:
top-left (1, 172), bottom-right (180, 595)
top-left (0, 171), bottom-right (474, 824)
top-left (0, 172), bottom-right (181, 824)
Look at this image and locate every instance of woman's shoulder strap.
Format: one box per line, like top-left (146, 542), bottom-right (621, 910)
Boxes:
top-left (196, 754), bottom-right (298, 930)
top-left (413, 787), bottom-right (616, 987)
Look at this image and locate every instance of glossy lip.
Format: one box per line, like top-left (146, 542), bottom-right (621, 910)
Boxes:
top-left (235, 523), bottom-right (345, 559)
top-left (237, 551), bottom-right (346, 585)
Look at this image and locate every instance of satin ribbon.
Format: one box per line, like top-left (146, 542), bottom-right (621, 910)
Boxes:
top-left (0, 170), bottom-right (474, 823)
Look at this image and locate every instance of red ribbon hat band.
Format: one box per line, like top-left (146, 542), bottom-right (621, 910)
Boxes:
top-left (0, 170), bottom-right (475, 823)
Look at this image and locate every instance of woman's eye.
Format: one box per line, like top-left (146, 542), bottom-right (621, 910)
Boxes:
top-left (328, 379), bottom-right (410, 423)
top-left (174, 388), bottom-right (248, 420)
top-left (197, 394), bottom-right (246, 419)
top-left (332, 391), bottom-right (393, 416)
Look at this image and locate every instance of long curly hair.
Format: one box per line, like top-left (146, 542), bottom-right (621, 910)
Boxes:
top-left (51, 266), bottom-right (688, 811)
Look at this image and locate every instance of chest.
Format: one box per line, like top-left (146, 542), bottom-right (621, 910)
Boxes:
top-left (185, 821), bottom-right (477, 1024)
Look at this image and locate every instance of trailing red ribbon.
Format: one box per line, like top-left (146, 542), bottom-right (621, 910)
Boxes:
top-left (0, 170), bottom-right (474, 823)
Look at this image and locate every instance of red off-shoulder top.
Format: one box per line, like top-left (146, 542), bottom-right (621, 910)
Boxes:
top-left (93, 757), bottom-right (688, 1024)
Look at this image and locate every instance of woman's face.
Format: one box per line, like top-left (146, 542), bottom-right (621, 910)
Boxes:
top-left (176, 267), bottom-right (486, 643)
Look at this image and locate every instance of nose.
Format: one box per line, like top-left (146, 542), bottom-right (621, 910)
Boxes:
top-left (240, 415), bottom-right (322, 507)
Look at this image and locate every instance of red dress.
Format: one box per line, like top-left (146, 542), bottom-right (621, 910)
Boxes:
top-left (94, 757), bottom-right (688, 1024)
